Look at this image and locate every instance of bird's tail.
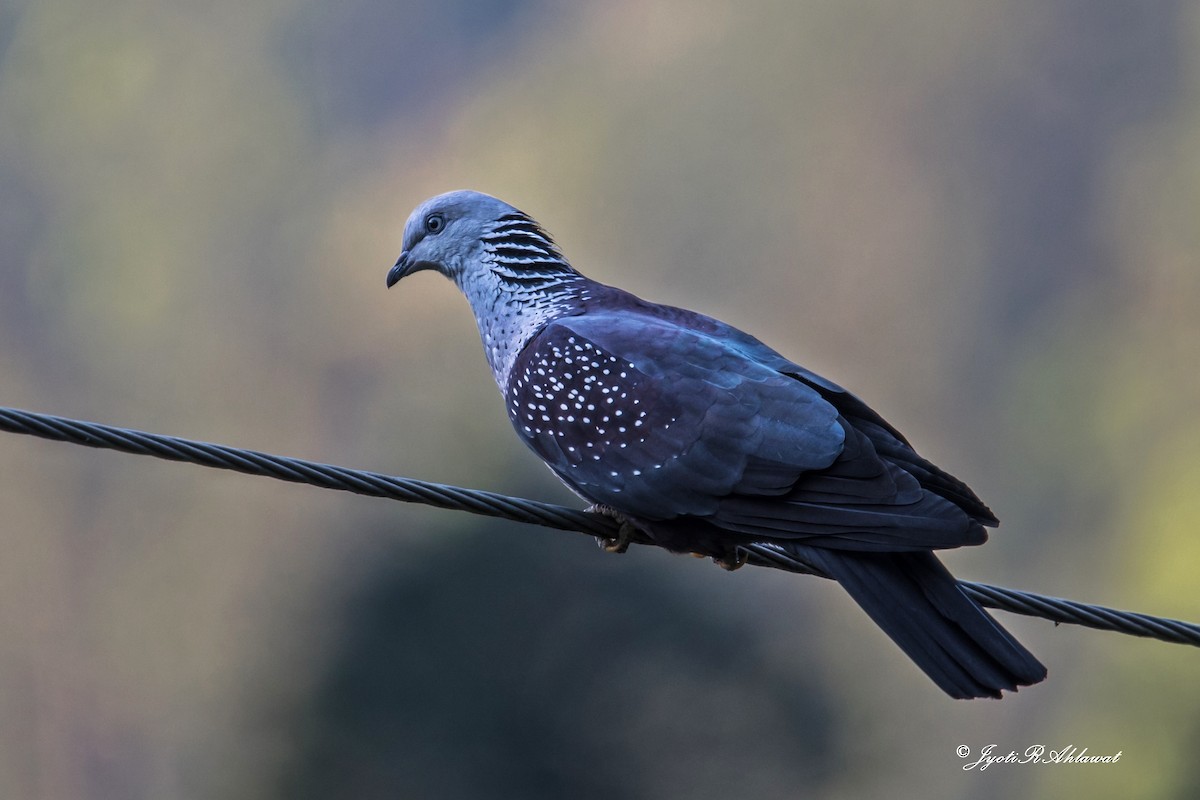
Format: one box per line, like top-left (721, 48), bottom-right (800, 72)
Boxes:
top-left (793, 547), bottom-right (1047, 699)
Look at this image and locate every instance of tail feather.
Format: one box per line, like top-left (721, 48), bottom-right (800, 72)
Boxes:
top-left (794, 547), bottom-right (1046, 699)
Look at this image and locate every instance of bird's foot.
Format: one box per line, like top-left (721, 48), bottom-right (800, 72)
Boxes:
top-left (711, 548), bottom-right (747, 572)
top-left (689, 547), bottom-right (746, 570)
top-left (586, 504), bottom-right (637, 554)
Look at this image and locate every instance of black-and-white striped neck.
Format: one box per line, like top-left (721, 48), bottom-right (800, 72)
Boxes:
top-left (457, 213), bottom-right (593, 390)
top-left (481, 212), bottom-right (580, 286)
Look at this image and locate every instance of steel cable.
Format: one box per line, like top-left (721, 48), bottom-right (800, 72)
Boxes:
top-left (2, 405), bottom-right (1197, 647)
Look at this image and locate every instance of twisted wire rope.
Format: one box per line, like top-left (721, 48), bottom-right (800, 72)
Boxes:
top-left (2, 405), bottom-right (1197, 647)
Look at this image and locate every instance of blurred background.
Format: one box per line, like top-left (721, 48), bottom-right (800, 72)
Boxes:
top-left (1, 0), bottom-right (1198, 797)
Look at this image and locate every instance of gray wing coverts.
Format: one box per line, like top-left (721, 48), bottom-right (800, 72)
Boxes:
top-left (510, 312), bottom-right (840, 515)
top-left (508, 311), bottom-right (984, 552)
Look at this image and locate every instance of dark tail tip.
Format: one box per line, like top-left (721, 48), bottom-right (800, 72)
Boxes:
top-left (797, 547), bottom-right (1047, 699)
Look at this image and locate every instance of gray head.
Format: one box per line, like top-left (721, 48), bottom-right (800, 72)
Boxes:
top-left (387, 190), bottom-right (588, 388)
top-left (386, 190), bottom-right (573, 288)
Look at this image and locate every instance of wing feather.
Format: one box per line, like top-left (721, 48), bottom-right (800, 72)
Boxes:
top-left (505, 308), bottom-right (988, 552)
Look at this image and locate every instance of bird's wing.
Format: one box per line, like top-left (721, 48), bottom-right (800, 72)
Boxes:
top-left (507, 311), bottom-right (843, 519)
top-left (661, 304), bottom-right (998, 525)
top-left (507, 311), bottom-right (983, 551)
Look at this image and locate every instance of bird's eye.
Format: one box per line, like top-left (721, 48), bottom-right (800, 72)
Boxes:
top-left (425, 213), bottom-right (445, 234)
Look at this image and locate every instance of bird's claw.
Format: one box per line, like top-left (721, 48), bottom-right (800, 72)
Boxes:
top-left (597, 527), bottom-right (633, 554)
top-left (587, 504), bottom-right (636, 554)
top-left (691, 548), bottom-right (746, 570)
top-left (712, 549), bottom-right (747, 571)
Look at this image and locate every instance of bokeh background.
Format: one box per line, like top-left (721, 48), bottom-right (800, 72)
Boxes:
top-left (2, 1), bottom-right (1198, 797)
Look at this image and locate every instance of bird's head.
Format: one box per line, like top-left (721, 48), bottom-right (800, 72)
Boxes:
top-left (387, 190), bottom-right (510, 286)
top-left (387, 190), bottom-right (573, 289)
top-left (386, 190), bottom-right (586, 385)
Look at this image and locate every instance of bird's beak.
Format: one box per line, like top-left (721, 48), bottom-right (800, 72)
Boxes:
top-left (386, 251), bottom-right (411, 288)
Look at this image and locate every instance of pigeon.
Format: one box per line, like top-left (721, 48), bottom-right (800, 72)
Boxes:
top-left (386, 189), bottom-right (1046, 698)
